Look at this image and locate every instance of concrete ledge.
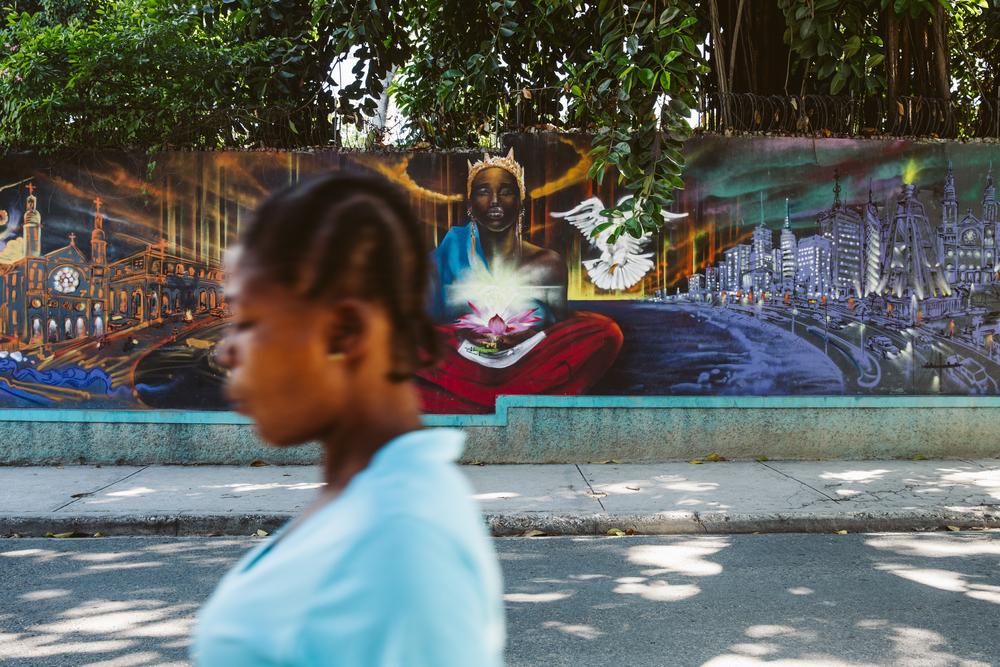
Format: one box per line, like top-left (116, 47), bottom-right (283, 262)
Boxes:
top-left (3, 396), bottom-right (1000, 464)
top-left (2, 508), bottom-right (998, 537)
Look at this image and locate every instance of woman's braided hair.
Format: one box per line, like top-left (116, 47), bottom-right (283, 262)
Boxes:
top-left (238, 172), bottom-right (439, 382)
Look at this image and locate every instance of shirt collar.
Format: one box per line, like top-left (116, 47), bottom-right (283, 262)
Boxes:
top-left (368, 427), bottom-right (466, 470)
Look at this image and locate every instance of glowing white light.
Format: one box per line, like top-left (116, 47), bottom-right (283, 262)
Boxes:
top-left (447, 258), bottom-right (549, 318)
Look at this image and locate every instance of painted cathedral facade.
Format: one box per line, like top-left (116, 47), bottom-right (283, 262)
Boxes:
top-left (938, 162), bottom-right (999, 286)
top-left (0, 185), bottom-right (224, 348)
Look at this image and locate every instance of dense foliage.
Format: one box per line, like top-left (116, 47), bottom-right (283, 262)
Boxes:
top-left (1, 0), bottom-right (997, 238)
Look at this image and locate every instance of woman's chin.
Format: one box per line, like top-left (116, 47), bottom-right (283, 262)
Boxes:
top-left (254, 422), bottom-right (312, 448)
top-left (479, 220), bottom-right (516, 234)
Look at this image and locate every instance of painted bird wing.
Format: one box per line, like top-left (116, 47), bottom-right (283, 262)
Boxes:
top-left (553, 194), bottom-right (686, 291)
top-left (551, 196), bottom-right (612, 249)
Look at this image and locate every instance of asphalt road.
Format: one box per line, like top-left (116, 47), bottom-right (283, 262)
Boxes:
top-left (1, 533), bottom-right (998, 666)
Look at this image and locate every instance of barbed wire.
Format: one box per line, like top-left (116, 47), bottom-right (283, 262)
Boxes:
top-left (697, 93), bottom-right (998, 139)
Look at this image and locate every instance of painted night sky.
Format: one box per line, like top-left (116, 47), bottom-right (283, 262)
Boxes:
top-left (673, 137), bottom-right (999, 285)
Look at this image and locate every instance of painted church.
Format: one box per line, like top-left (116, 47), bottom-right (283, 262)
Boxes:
top-left (0, 184), bottom-right (223, 348)
top-left (938, 162), bottom-right (999, 286)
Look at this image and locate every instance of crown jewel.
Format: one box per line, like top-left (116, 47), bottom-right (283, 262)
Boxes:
top-left (466, 148), bottom-right (525, 201)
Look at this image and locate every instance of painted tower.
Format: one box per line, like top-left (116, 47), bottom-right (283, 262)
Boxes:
top-left (984, 162), bottom-right (997, 225)
top-left (819, 171), bottom-right (864, 298)
top-left (91, 197), bottom-right (107, 266)
top-left (878, 183), bottom-right (951, 300)
top-left (751, 193), bottom-right (773, 271)
top-left (780, 198), bottom-right (797, 289)
top-left (939, 162), bottom-right (959, 284)
top-left (943, 161), bottom-right (959, 226)
top-left (862, 185), bottom-right (882, 296)
top-left (23, 183), bottom-right (41, 257)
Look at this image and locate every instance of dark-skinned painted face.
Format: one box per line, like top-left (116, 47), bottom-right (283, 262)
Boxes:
top-left (469, 167), bottom-right (522, 234)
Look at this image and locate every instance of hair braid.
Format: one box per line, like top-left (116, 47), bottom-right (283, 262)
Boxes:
top-left (239, 173), bottom-right (440, 381)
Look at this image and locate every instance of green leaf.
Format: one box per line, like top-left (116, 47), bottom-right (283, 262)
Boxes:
top-left (590, 220), bottom-right (615, 237)
top-left (844, 35), bottom-right (862, 57)
top-left (637, 67), bottom-right (656, 89)
top-left (830, 72), bottom-right (847, 95)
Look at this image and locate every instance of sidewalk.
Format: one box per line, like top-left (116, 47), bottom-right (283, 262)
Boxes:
top-left (1, 459), bottom-right (998, 536)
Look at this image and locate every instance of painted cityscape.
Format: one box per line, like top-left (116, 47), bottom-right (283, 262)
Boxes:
top-left (651, 141), bottom-right (1000, 399)
top-left (0, 136), bottom-right (996, 412)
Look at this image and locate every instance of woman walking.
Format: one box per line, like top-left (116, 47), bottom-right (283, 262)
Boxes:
top-left (193, 174), bottom-right (505, 666)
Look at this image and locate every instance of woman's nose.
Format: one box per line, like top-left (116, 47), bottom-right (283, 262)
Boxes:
top-left (489, 190), bottom-right (499, 205)
top-left (214, 334), bottom-right (236, 370)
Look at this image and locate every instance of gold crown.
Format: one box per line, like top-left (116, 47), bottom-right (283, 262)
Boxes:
top-left (466, 148), bottom-right (525, 201)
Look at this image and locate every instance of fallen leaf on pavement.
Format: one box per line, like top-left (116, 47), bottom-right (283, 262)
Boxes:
top-left (755, 455), bottom-right (769, 462)
top-left (92, 532), bottom-right (103, 538)
top-left (911, 453), bottom-right (927, 461)
top-left (46, 531), bottom-right (88, 538)
top-left (625, 485), bottom-right (640, 491)
top-left (689, 459), bottom-right (703, 465)
top-left (522, 529), bottom-right (546, 537)
top-left (704, 453), bottom-right (726, 462)
top-left (250, 460), bottom-right (270, 467)
top-left (835, 530), bottom-right (848, 535)
top-left (254, 529), bottom-right (269, 537)
top-left (946, 525), bottom-right (961, 532)
top-left (607, 528), bottom-right (625, 536)
top-left (207, 531), bottom-right (224, 537)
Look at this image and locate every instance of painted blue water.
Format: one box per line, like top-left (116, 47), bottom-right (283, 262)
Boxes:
top-left (581, 301), bottom-right (845, 396)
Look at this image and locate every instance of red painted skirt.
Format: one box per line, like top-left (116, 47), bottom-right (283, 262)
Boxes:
top-left (416, 311), bottom-right (623, 414)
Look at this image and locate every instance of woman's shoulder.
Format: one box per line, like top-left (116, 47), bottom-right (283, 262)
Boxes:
top-left (520, 241), bottom-right (567, 280)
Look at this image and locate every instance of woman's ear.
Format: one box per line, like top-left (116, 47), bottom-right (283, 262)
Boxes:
top-left (326, 299), bottom-right (371, 359)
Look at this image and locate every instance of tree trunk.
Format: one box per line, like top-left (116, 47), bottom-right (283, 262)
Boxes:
top-left (931, 4), bottom-right (951, 100)
top-left (884, 9), bottom-right (899, 102)
top-left (901, 18), bottom-right (911, 97)
top-left (727, 0), bottom-right (745, 94)
top-left (707, 0), bottom-right (730, 126)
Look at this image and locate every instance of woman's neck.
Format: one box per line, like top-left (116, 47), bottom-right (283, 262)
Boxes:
top-left (319, 384), bottom-right (423, 493)
top-left (475, 222), bottom-right (519, 265)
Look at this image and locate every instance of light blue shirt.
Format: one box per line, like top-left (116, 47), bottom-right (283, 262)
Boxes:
top-left (192, 428), bottom-right (505, 667)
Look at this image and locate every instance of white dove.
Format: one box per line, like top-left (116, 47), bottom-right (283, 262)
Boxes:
top-left (552, 195), bottom-right (688, 291)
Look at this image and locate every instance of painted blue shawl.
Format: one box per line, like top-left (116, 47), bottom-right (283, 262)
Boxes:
top-left (428, 222), bottom-right (554, 325)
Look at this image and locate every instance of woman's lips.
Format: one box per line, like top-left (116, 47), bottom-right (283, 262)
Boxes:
top-left (486, 208), bottom-right (505, 220)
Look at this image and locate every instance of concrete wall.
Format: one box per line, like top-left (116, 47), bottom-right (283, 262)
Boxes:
top-left (3, 396), bottom-right (998, 465)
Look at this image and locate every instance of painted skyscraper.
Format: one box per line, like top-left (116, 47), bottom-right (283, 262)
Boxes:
top-left (780, 198), bottom-right (797, 289)
top-left (862, 187), bottom-right (882, 297)
top-left (878, 182), bottom-right (951, 299)
top-left (819, 173), bottom-right (863, 298)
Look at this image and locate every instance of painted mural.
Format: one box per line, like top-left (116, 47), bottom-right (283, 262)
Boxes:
top-left (0, 135), bottom-right (997, 412)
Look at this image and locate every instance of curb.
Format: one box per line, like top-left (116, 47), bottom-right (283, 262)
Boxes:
top-left (2, 508), bottom-right (999, 537)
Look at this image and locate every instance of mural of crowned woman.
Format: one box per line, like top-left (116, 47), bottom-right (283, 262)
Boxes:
top-left (416, 150), bottom-right (624, 414)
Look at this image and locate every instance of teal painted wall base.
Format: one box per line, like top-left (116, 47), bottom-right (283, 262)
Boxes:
top-left (1, 396), bottom-right (999, 464)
